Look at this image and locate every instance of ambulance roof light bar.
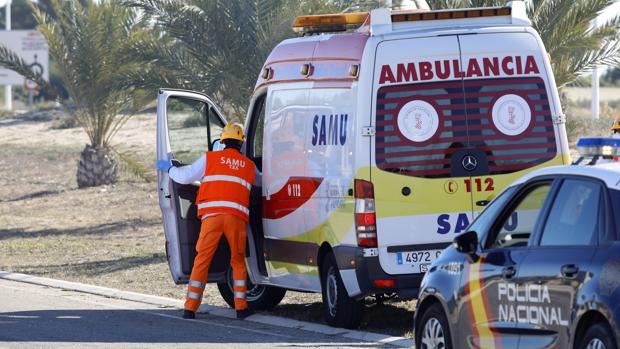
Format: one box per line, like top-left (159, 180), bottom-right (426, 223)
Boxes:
top-left (370, 1), bottom-right (530, 36)
top-left (292, 0), bottom-right (429, 34)
top-left (292, 12), bottom-right (369, 34)
top-left (292, 1), bottom-right (529, 35)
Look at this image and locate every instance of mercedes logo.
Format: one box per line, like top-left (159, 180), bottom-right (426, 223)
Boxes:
top-left (462, 155), bottom-right (478, 172)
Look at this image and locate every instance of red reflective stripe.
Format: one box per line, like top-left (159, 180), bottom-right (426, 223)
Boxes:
top-left (262, 177), bottom-right (323, 220)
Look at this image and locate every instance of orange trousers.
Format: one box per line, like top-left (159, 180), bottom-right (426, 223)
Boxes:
top-left (184, 214), bottom-right (248, 312)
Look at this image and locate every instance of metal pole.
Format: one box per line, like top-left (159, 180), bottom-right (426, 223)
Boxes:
top-left (4, 0), bottom-right (11, 111)
top-left (592, 16), bottom-right (600, 120)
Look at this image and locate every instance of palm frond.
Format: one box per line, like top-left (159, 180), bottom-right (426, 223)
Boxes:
top-left (110, 144), bottom-right (155, 182)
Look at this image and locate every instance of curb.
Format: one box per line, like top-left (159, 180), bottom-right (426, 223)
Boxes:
top-left (0, 271), bottom-right (413, 348)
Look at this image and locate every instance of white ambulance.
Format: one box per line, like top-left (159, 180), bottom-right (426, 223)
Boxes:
top-left (156, 1), bottom-right (570, 328)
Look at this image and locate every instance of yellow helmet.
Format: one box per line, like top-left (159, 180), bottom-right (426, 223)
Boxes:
top-left (611, 117), bottom-right (620, 131)
top-left (221, 122), bottom-right (245, 142)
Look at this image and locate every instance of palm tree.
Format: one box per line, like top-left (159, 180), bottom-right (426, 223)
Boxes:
top-left (430, 0), bottom-right (620, 87)
top-left (125, 0), bottom-right (383, 118)
top-left (0, 0), bottom-right (152, 187)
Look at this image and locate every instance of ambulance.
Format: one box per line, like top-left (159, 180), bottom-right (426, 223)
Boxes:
top-left (156, 1), bottom-right (570, 328)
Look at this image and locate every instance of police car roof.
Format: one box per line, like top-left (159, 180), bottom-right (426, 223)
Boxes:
top-left (512, 164), bottom-right (620, 190)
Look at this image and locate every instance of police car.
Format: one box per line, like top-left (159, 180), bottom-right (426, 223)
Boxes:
top-left (414, 138), bottom-right (620, 349)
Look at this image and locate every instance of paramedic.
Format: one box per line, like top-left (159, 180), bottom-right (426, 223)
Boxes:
top-left (157, 123), bottom-right (257, 320)
top-left (612, 116), bottom-right (620, 138)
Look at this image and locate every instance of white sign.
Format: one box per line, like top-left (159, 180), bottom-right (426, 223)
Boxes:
top-left (0, 30), bottom-right (49, 85)
top-left (397, 100), bottom-right (439, 143)
top-left (492, 94), bottom-right (532, 136)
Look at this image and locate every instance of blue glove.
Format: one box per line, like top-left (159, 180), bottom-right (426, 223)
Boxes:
top-left (156, 160), bottom-right (172, 172)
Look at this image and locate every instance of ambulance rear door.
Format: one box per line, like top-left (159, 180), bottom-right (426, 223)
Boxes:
top-left (371, 35), bottom-right (474, 276)
top-left (156, 89), bottom-right (229, 284)
top-left (458, 31), bottom-right (565, 221)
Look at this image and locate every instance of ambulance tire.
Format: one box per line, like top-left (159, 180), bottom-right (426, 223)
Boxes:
top-left (321, 252), bottom-right (363, 329)
top-left (416, 303), bottom-right (452, 349)
top-left (578, 322), bottom-right (617, 349)
top-left (217, 269), bottom-right (286, 311)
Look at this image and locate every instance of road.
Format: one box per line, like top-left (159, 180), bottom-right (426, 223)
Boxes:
top-left (0, 279), bottom-right (385, 349)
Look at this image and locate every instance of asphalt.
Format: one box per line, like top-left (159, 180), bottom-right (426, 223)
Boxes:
top-left (0, 279), bottom-right (388, 349)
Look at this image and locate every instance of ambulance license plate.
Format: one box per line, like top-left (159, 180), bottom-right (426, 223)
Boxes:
top-left (396, 250), bottom-right (443, 273)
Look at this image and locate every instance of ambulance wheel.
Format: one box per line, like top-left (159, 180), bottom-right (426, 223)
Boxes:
top-left (416, 303), bottom-right (452, 349)
top-left (217, 268), bottom-right (286, 311)
top-left (320, 252), bottom-right (363, 329)
top-left (578, 322), bottom-right (617, 349)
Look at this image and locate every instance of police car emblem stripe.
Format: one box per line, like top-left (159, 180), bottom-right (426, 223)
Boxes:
top-left (466, 258), bottom-right (498, 349)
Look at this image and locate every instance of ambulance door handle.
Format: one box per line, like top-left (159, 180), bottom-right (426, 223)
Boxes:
top-left (502, 266), bottom-right (516, 280)
top-left (561, 264), bottom-right (579, 278)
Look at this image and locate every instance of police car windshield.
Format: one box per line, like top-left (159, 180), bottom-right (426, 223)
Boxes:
top-left (465, 186), bottom-right (516, 241)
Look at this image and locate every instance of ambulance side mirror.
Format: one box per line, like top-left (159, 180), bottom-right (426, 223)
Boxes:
top-left (453, 231), bottom-right (479, 263)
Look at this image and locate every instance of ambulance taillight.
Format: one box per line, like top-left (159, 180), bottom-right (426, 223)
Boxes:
top-left (354, 179), bottom-right (377, 248)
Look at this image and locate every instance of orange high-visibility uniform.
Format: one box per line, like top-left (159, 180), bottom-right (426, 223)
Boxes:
top-left (184, 148), bottom-right (255, 312)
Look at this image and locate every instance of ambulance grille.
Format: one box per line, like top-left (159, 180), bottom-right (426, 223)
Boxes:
top-left (375, 77), bottom-right (557, 178)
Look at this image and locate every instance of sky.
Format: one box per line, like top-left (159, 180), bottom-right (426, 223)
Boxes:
top-left (600, 2), bottom-right (620, 23)
top-left (594, 2), bottom-right (620, 74)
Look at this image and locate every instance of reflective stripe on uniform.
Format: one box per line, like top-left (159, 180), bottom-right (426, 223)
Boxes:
top-left (197, 201), bottom-right (250, 215)
top-left (188, 280), bottom-right (205, 289)
top-left (202, 175), bottom-right (251, 191)
top-left (234, 291), bottom-right (246, 299)
top-left (187, 291), bottom-right (203, 301)
top-left (233, 280), bottom-right (246, 287)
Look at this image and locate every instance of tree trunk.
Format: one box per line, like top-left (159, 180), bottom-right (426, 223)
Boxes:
top-left (76, 145), bottom-right (118, 188)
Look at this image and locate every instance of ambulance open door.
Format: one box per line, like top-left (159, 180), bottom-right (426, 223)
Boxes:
top-left (156, 89), bottom-right (230, 284)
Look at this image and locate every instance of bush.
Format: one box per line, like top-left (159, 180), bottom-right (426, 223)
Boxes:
top-left (563, 92), bottom-right (619, 143)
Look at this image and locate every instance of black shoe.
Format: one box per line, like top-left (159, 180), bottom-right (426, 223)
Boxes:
top-left (236, 308), bottom-right (254, 319)
top-left (182, 310), bottom-right (195, 319)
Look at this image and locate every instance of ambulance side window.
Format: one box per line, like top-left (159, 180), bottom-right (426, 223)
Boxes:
top-left (252, 96), bottom-right (266, 158)
top-left (208, 106), bottom-right (225, 149)
top-left (487, 183), bottom-right (552, 249)
top-left (166, 97), bottom-right (210, 164)
top-left (245, 93), bottom-right (266, 173)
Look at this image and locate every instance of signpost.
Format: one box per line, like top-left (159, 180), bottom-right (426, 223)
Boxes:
top-left (4, 0), bottom-right (11, 110)
top-left (0, 30), bottom-right (49, 110)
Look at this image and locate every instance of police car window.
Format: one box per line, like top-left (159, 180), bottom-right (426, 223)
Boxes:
top-left (208, 107), bottom-right (224, 146)
top-left (467, 186), bottom-right (516, 241)
top-left (539, 180), bottom-right (601, 246)
top-left (489, 184), bottom-right (551, 249)
top-left (166, 97), bottom-right (209, 164)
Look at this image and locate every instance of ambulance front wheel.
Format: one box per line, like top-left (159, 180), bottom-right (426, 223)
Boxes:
top-left (217, 267), bottom-right (286, 311)
top-left (321, 252), bottom-right (363, 329)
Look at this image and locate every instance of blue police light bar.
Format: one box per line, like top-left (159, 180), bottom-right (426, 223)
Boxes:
top-left (576, 137), bottom-right (620, 158)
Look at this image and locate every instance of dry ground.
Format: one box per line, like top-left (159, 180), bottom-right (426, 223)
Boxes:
top-left (0, 112), bottom-right (414, 338)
